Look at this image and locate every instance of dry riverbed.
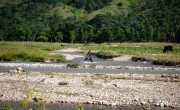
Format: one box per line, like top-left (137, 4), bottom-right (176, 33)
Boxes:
top-left (0, 71), bottom-right (180, 108)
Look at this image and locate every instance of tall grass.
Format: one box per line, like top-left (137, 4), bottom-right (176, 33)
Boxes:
top-left (0, 42), bottom-right (65, 62)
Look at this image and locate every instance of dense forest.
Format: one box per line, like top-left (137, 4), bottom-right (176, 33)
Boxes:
top-left (0, 0), bottom-right (179, 43)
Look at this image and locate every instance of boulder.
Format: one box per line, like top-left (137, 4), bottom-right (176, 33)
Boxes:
top-left (16, 66), bottom-right (24, 72)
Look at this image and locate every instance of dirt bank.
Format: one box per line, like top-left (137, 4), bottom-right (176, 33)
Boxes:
top-left (0, 72), bottom-right (180, 108)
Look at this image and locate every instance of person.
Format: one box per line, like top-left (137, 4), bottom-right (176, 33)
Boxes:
top-left (84, 50), bottom-right (93, 62)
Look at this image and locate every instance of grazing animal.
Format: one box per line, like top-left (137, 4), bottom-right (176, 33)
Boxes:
top-left (163, 46), bottom-right (173, 53)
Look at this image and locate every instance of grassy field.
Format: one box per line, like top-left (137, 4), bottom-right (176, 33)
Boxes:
top-left (0, 42), bottom-right (179, 66)
top-left (0, 42), bottom-right (65, 62)
top-left (80, 42), bottom-right (180, 66)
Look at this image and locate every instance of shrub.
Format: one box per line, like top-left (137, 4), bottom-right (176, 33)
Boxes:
top-left (84, 79), bottom-right (94, 85)
top-left (76, 106), bottom-right (84, 110)
top-left (0, 105), bottom-right (12, 110)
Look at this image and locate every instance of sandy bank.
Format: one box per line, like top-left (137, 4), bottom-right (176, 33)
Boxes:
top-left (0, 72), bottom-right (180, 108)
top-left (53, 48), bottom-right (84, 60)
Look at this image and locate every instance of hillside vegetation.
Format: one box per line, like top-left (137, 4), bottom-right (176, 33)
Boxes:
top-left (0, 0), bottom-right (179, 43)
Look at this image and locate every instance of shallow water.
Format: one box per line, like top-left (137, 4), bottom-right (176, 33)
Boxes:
top-left (1, 66), bottom-right (179, 74)
top-left (0, 101), bottom-right (179, 110)
top-left (0, 57), bottom-right (179, 74)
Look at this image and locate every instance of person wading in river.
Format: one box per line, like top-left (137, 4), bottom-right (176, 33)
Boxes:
top-left (84, 50), bottom-right (93, 62)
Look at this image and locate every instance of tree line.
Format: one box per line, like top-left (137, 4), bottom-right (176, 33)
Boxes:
top-left (0, 0), bottom-right (179, 43)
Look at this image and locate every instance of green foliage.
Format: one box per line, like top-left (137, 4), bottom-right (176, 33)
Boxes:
top-left (76, 106), bottom-right (85, 110)
top-left (0, 105), bottom-right (12, 110)
top-left (0, 0), bottom-right (179, 43)
top-left (37, 35), bottom-right (48, 42)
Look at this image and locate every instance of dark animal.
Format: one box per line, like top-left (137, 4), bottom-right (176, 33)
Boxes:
top-left (163, 46), bottom-right (173, 53)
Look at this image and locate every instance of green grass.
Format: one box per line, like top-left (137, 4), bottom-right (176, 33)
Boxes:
top-left (0, 42), bottom-right (65, 62)
top-left (47, 0), bottom-right (134, 20)
top-left (86, 0), bottom-right (131, 20)
top-left (80, 43), bottom-right (180, 66)
top-left (47, 3), bottom-right (86, 19)
top-left (1, 42), bottom-right (179, 66)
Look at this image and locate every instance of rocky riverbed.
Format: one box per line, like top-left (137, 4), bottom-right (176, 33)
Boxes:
top-left (0, 71), bottom-right (180, 108)
top-left (1, 62), bottom-right (180, 72)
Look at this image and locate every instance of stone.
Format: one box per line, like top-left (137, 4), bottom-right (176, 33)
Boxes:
top-left (160, 102), bottom-right (165, 107)
top-left (16, 66), bottom-right (24, 72)
top-left (112, 84), bottom-right (118, 87)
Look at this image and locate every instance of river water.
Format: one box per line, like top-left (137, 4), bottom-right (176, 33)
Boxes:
top-left (0, 101), bottom-right (179, 110)
top-left (0, 51), bottom-right (179, 74)
top-left (0, 58), bottom-right (179, 74)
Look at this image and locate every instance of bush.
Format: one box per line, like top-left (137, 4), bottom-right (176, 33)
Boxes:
top-left (0, 105), bottom-right (12, 110)
top-left (76, 106), bottom-right (84, 110)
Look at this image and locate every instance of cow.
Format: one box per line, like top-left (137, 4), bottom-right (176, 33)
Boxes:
top-left (163, 46), bottom-right (173, 53)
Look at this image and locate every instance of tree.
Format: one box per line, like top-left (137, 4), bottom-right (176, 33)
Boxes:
top-left (36, 35), bottom-right (48, 42)
top-left (116, 28), bottom-right (125, 42)
top-left (55, 32), bottom-right (63, 42)
top-left (70, 30), bottom-right (76, 43)
top-left (36, 31), bottom-right (48, 42)
top-left (146, 25), bottom-right (154, 41)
